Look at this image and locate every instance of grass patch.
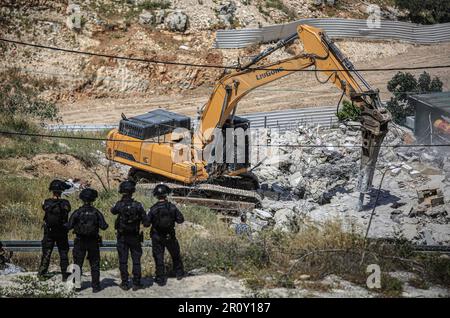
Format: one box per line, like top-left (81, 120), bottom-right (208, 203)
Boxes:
top-left (0, 117), bottom-right (107, 167)
top-left (138, 0), bottom-right (171, 10)
top-left (408, 276), bottom-right (430, 290)
top-left (380, 274), bottom-right (403, 297)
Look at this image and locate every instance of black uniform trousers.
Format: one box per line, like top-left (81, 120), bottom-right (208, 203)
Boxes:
top-left (151, 232), bottom-right (184, 278)
top-left (116, 233), bottom-right (143, 284)
top-left (73, 236), bottom-right (101, 287)
top-left (38, 229), bottom-right (69, 276)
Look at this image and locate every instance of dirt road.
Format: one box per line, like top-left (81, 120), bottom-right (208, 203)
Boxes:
top-left (59, 42), bottom-right (450, 124)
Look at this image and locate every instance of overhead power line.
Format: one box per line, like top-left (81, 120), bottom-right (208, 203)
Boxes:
top-left (0, 130), bottom-right (449, 148)
top-left (1, 38), bottom-right (450, 72)
top-left (1, 66), bottom-right (431, 95)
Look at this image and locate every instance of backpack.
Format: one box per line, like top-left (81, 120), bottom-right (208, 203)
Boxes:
top-left (44, 200), bottom-right (65, 231)
top-left (118, 201), bottom-right (141, 234)
top-left (154, 203), bottom-right (175, 234)
top-left (75, 207), bottom-right (99, 237)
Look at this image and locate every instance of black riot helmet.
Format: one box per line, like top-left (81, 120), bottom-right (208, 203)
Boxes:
top-left (79, 188), bottom-right (98, 203)
top-left (119, 180), bottom-right (136, 194)
top-left (49, 179), bottom-right (70, 192)
top-left (152, 183), bottom-right (171, 199)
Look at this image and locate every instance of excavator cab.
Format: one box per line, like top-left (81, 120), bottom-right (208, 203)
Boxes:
top-left (206, 116), bottom-right (251, 177)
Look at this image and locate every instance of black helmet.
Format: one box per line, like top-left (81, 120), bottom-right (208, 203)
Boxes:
top-left (49, 179), bottom-right (71, 192)
top-left (119, 180), bottom-right (136, 194)
top-left (152, 183), bottom-right (171, 198)
top-left (79, 188), bottom-right (98, 203)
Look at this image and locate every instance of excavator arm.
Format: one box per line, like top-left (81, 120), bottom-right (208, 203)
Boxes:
top-left (196, 24), bottom-right (391, 208)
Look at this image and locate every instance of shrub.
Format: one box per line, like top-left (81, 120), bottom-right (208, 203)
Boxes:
top-left (337, 100), bottom-right (362, 121)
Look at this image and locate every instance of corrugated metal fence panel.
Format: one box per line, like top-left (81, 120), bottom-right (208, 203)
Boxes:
top-left (214, 18), bottom-right (450, 48)
top-left (241, 106), bottom-right (338, 131)
top-left (48, 107), bottom-right (338, 132)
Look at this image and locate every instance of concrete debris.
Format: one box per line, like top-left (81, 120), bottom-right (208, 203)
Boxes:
top-left (417, 188), bottom-right (445, 207)
top-left (253, 209), bottom-right (273, 221)
top-left (246, 124), bottom-right (450, 245)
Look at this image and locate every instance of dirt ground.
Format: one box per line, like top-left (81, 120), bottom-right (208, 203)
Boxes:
top-left (1, 270), bottom-right (448, 298)
top-left (58, 42), bottom-right (450, 124)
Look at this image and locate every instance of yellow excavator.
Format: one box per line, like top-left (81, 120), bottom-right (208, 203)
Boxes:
top-left (105, 24), bottom-right (391, 208)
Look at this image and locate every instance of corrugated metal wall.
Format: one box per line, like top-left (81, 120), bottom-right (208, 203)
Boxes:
top-left (48, 106), bottom-right (338, 132)
top-left (214, 18), bottom-right (450, 48)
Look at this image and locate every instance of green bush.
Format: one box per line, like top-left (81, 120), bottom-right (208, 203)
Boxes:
top-left (337, 100), bottom-right (361, 121)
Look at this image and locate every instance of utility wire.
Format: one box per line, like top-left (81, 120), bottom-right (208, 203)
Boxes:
top-left (1, 66), bottom-right (435, 95)
top-left (1, 130), bottom-right (449, 148)
top-left (2, 38), bottom-right (450, 72)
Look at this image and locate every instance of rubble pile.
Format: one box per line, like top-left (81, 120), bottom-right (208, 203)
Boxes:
top-left (238, 124), bottom-right (450, 245)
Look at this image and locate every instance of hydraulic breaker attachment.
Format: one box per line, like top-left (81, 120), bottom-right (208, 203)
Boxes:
top-left (355, 92), bottom-right (391, 210)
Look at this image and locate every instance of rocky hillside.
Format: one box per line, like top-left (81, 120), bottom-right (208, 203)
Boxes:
top-left (0, 0), bottom-right (403, 105)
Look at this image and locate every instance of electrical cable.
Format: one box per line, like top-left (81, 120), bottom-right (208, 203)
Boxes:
top-left (1, 130), bottom-right (449, 148)
top-left (2, 38), bottom-right (450, 72)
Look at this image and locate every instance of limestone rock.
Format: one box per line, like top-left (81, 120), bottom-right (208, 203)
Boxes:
top-left (139, 10), bottom-right (154, 26)
top-left (165, 10), bottom-right (188, 32)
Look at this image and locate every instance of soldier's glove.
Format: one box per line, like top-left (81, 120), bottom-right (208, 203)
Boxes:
top-left (98, 236), bottom-right (103, 247)
top-left (139, 231), bottom-right (144, 243)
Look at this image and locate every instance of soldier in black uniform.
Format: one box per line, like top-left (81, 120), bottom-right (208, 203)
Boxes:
top-left (111, 180), bottom-right (149, 291)
top-left (147, 184), bottom-right (185, 286)
top-left (38, 179), bottom-right (71, 281)
top-left (67, 188), bottom-right (108, 293)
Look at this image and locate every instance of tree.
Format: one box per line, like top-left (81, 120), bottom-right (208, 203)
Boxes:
top-left (395, 0), bottom-right (450, 24)
top-left (386, 71), bottom-right (443, 124)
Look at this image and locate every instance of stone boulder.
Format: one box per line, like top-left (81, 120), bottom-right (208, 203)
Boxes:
top-left (217, 1), bottom-right (237, 28)
top-left (274, 208), bottom-right (298, 232)
top-left (139, 10), bottom-right (154, 26)
top-left (165, 10), bottom-right (188, 32)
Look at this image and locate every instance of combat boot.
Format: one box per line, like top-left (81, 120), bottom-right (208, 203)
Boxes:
top-left (119, 281), bottom-right (130, 291)
top-left (155, 276), bottom-right (166, 286)
top-left (92, 285), bottom-right (102, 293)
top-left (132, 282), bottom-right (143, 291)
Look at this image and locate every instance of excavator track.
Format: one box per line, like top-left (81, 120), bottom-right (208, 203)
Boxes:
top-left (137, 182), bottom-right (261, 212)
top-left (131, 169), bottom-right (262, 211)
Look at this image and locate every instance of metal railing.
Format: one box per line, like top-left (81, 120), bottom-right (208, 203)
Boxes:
top-left (3, 240), bottom-right (151, 252)
top-left (214, 18), bottom-right (450, 48)
top-left (3, 240), bottom-right (449, 253)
